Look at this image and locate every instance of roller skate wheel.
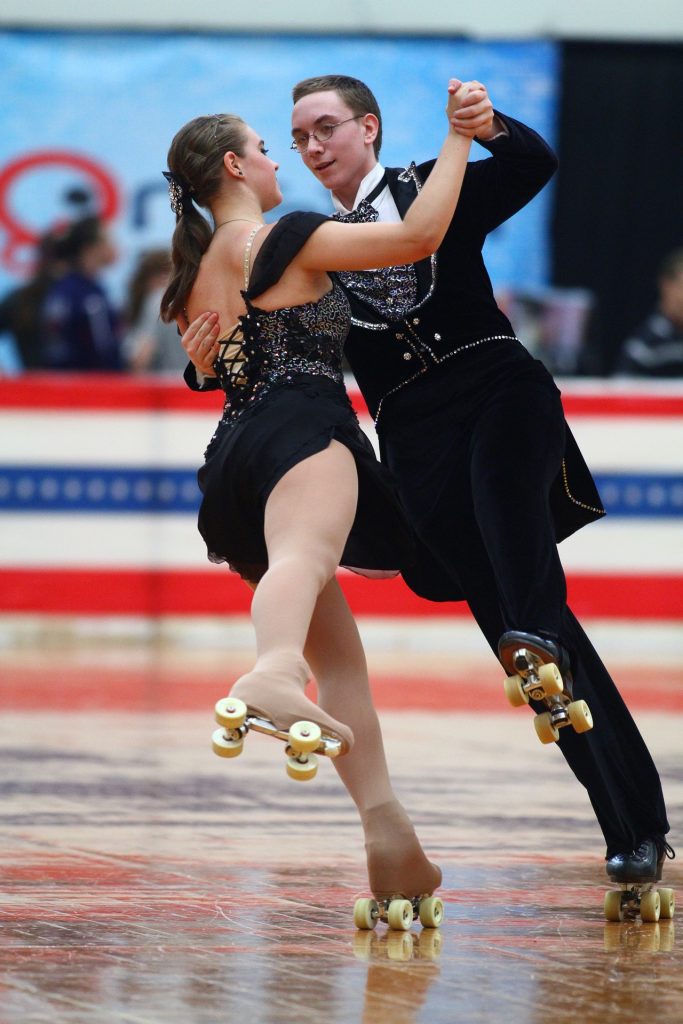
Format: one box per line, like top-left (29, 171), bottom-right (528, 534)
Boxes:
top-left (658, 887), bottom-right (675, 920)
top-left (286, 752), bottom-right (318, 781)
top-left (503, 674), bottom-right (528, 707)
top-left (418, 896), bottom-right (444, 928)
top-left (386, 931), bottom-right (414, 961)
top-left (353, 897), bottom-right (379, 930)
top-left (537, 663), bottom-right (564, 696)
top-left (214, 696), bottom-right (247, 729)
top-left (604, 890), bottom-right (624, 922)
top-left (288, 720), bottom-right (322, 754)
top-left (640, 889), bottom-right (661, 923)
top-left (387, 898), bottom-right (413, 931)
top-left (211, 727), bottom-right (244, 759)
top-left (567, 699), bottom-right (593, 734)
top-left (533, 711), bottom-right (560, 744)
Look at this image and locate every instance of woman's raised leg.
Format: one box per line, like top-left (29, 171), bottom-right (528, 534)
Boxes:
top-left (230, 441), bottom-right (358, 749)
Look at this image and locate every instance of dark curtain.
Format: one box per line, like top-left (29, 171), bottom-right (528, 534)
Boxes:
top-left (552, 42), bottom-right (683, 374)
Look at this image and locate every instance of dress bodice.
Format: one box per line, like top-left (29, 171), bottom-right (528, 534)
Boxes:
top-left (211, 212), bottom-right (349, 424)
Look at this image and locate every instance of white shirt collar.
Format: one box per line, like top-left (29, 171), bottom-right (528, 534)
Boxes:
top-left (331, 163), bottom-right (387, 215)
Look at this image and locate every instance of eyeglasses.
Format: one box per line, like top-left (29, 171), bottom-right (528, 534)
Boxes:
top-left (290, 115), bottom-right (365, 152)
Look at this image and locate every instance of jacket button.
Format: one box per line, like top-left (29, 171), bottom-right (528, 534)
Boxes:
top-left (412, 317), bottom-right (420, 325)
top-left (434, 332), bottom-right (442, 341)
top-left (403, 352), bottom-right (412, 360)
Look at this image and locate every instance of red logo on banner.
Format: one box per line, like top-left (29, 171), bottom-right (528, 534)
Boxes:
top-left (0, 150), bottom-right (120, 273)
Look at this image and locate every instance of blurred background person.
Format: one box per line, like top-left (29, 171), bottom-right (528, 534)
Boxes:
top-left (122, 248), bottom-right (187, 374)
top-left (613, 248), bottom-right (683, 378)
top-left (41, 214), bottom-right (122, 371)
top-left (0, 228), bottom-right (67, 372)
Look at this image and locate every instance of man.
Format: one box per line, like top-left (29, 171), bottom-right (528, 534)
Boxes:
top-left (614, 248), bottom-right (683, 377)
top-left (183, 76), bottom-right (673, 900)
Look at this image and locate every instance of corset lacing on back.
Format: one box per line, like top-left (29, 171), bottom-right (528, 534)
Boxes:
top-left (212, 282), bottom-right (350, 426)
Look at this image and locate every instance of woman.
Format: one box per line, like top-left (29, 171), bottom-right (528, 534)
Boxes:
top-left (161, 83), bottom-right (473, 918)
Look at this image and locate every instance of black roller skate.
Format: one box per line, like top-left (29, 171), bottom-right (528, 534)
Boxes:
top-left (498, 631), bottom-right (593, 745)
top-left (604, 839), bottom-right (675, 922)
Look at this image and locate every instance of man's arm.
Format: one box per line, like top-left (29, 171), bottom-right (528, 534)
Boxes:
top-left (184, 361), bottom-right (221, 391)
top-left (425, 81), bottom-right (557, 235)
top-left (463, 112), bottom-right (558, 233)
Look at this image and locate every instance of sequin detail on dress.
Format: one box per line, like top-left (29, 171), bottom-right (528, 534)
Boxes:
top-left (211, 281), bottom-right (350, 429)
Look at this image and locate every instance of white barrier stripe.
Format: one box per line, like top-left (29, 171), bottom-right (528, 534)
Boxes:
top-left (1, 515), bottom-right (683, 571)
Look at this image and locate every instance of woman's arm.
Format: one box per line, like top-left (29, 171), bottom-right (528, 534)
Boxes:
top-left (295, 80), bottom-right (474, 274)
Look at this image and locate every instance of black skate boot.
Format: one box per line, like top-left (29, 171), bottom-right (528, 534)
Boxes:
top-left (604, 838), bottom-right (675, 923)
top-left (497, 630), bottom-right (593, 745)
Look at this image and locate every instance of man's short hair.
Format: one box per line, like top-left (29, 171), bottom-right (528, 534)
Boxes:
top-left (659, 248), bottom-right (683, 282)
top-left (292, 75), bottom-right (383, 157)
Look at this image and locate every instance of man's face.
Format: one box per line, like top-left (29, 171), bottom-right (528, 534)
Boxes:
top-left (291, 90), bottom-right (378, 200)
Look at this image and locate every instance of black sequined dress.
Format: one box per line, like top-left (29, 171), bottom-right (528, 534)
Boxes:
top-left (197, 211), bottom-right (415, 581)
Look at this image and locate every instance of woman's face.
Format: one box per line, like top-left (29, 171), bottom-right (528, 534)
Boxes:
top-left (239, 126), bottom-right (282, 211)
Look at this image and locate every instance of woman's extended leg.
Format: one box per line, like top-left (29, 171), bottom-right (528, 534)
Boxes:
top-left (305, 576), bottom-right (441, 900)
top-left (230, 441), bottom-right (358, 748)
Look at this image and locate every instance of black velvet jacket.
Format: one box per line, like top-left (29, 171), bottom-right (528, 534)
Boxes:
top-left (342, 114), bottom-right (559, 422)
top-left (336, 118), bottom-right (606, 600)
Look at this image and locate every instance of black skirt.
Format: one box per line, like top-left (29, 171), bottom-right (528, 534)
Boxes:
top-left (197, 375), bottom-right (415, 582)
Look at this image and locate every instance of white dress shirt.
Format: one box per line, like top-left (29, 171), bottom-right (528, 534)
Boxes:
top-left (331, 163), bottom-right (401, 223)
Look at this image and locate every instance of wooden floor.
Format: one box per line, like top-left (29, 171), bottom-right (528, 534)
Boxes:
top-left (1, 638), bottom-right (682, 1024)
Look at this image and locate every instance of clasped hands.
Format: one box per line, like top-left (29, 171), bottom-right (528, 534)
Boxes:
top-left (447, 77), bottom-right (498, 141)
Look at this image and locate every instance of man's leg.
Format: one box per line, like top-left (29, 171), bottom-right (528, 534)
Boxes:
top-left (466, 375), bottom-right (670, 856)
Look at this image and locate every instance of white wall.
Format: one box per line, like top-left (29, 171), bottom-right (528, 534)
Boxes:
top-left (1, 0), bottom-right (682, 40)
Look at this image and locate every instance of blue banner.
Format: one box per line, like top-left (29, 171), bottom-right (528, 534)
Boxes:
top-left (0, 31), bottom-right (558, 304)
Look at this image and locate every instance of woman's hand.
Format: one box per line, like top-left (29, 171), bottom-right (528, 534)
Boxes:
top-left (179, 311), bottom-right (221, 376)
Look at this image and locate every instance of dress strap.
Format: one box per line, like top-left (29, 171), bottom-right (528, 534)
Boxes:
top-left (243, 226), bottom-right (262, 289)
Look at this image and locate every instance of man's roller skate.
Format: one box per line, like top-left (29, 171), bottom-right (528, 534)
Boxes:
top-left (604, 838), bottom-right (676, 922)
top-left (498, 630), bottom-right (593, 744)
top-left (211, 652), bottom-right (353, 781)
top-left (353, 801), bottom-right (445, 932)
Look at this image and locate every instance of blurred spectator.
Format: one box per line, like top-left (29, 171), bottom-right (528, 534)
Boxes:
top-left (498, 286), bottom-right (594, 376)
top-left (0, 229), bottom-right (67, 370)
top-left (41, 215), bottom-right (122, 370)
top-left (613, 248), bottom-right (683, 377)
top-left (123, 249), bottom-right (187, 373)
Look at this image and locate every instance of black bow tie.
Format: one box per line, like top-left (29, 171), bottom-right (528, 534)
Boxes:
top-left (332, 173), bottom-right (389, 224)
top-left (332, 198), bottom-right (379, 224)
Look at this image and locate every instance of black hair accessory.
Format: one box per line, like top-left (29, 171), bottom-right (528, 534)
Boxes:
top-left (162, 170), bottom-right (195, 216)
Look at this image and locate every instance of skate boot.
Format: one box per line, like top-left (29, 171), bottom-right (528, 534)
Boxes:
top-left (604, 838), bottom-right (675, 922)
top-left (498, 630), bottom-right (593, 745)
top-left (353, 801), bottom-right (444, 932)
top-left (212, 652), bottom-right (354, 781)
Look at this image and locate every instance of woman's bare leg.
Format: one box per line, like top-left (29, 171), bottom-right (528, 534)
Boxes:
top-left (230, 441), bottom-right (358, 749)
top-left (305, 577), bottom-right (441, 899)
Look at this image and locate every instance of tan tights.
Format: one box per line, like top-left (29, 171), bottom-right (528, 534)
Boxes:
top-left (233, 441), bottom-right (440, 898)
top-left (305, 577), bottom-right (441, 900)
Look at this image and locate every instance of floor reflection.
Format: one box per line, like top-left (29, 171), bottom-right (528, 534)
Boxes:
top-left (0, 643), bottom-right (681, 1024)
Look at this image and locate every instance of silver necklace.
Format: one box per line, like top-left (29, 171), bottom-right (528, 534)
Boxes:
top-left (214, 218), bottom-right (264, 230)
